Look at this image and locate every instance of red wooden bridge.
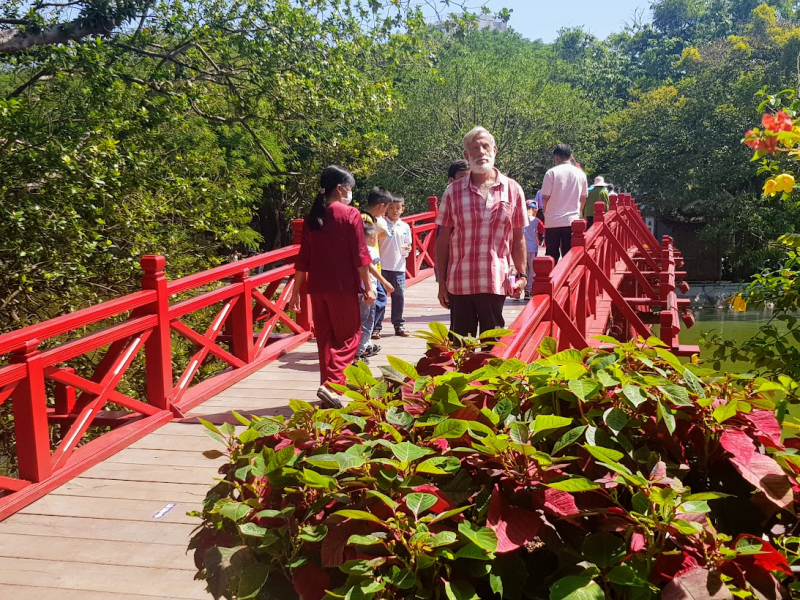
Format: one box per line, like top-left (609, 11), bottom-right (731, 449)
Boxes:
top-left (0, 195), bottom-right (695, 598)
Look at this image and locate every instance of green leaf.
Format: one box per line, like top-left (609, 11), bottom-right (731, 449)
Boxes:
top-left (428, 504), bottom-right (472, 524)
top-left (657, 400), bottom-right (676, 434)
top-left (430, 531), bottom-right (458, 547)
top-left (365, 490), bottom-right (399, 510)
top-left (458, 521), bottom-right (498, 552)
top-left (659, 384), bottom-right (692, 407)
top-left (454, 543), bottom-right (493, 560)
top-left (712, 400), bottom-right (738, 424)
top-left (405, 492), bottom-right (438, 518)
top-left (547, 477), bottom-right (601, 492)
top-left (301, 468), bottom-right (336, 490)
top-left (597, 370), bottom-right (621, 388)
top-left (603, 407), bottom-right (629, 436)
top-left (445, 580), bottom-right (480, 600)
top-left (539, 337), bottom-right (558, 357)
top-left (387, 356), bottom-right (419, 380)
top-left (237, 563), bottom-right (271, 600)
top-left (432, 419), bottom-right (469, 439)
top-left (683, 368), bottom-right (706, 398)
top-left (480, 328), bottom-right (514, 339)
top-left (416, 456), bottom-right (461, 475)
top-left (348, 534), bottom-right (383, 546)
top-left (386, 566), bottom-right (417, 590)
top-left (238, 522), bottom-right (267, 537)
top-left (219, 501), bottom-right (250, 522)
top-left (533, 414), bottom-right (573, 433)
top-left (490, 573), bottom-right (503, 597)
top-left (553, 425), bottom-right (587, 454)
top-left (582, 531), bottom-right (625, 568)
top-left (622, 384), bottom-right (648, 408)
top-left (683, 492), bottom-right (732, 501)
top-left (304, 454), bottom-right (339, 470)
top-left (386, 406), bottom-right (414, 429)
top-left (391, 441), bottom-right (434, 462)
top-left (583, 444), bottom-right (624, 464)
top-left (509, 421), bottom-right (530, 444)
top-left (333, 510), bottom-right (384, 524)
top-left (298, 524), bottom-right (327, 542)
top-left (550, 575), bottom-right (604, 600)
top-left (334, 452), bottom-right (366, 471)
top-left (569, 379), bottom-right (601, 402)
top-left (266, 445), bottom-right (295, 474)
top-left (606, 564), bottom-right (647, 587)
top-left (204, 546), bottom-right (254, 600)
top-left (679, 500), bottom-right (711, 514)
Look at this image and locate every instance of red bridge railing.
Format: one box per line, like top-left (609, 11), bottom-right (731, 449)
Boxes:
top-left (496, 194), bottom-right (696, 361)
top-left (0, 200), bottom-right (438, 520)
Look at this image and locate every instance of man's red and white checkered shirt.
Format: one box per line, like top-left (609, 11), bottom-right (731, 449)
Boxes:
top-left (436, 170), bottom-right (528, 296)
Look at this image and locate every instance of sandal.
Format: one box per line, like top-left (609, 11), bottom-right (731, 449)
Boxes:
top-left (394, 327), bottom-right (410, 337)
top-left (364, 344), bottom-right (381, 358)
top-left (316, 386), bottom-right (348, 409)
top-left (371, 329), bottom-right (382, 340)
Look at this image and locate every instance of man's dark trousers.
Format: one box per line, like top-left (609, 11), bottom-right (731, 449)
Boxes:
top-left (449, 293), bottom-right (505, 337)
top-left (545, 226), bottom-right (572, 263)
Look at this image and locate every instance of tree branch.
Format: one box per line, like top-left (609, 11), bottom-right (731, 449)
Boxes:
top-left (0, 17), bottom-right (116, 54)
top-left (7, 68), bottom-right (54, 98)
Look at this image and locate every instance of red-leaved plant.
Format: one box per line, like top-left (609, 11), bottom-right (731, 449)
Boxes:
top-left (189, 324), bottom-right (800, 599)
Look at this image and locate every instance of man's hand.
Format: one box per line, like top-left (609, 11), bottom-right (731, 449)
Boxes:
top-left (438, 284), bottom-right (450, 309)
top-left (513, 276), bottom-right (527, 298)
top-left (289, 292), bottom-right (301, 313)
top-left (364, 289), bottom-right (377, 306)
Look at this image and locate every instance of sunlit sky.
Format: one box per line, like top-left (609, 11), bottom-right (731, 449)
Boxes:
top-left (417, 0), bottom-right (653, 42)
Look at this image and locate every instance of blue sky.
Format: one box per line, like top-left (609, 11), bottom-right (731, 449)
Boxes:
top-left (421, 0), bottom-right (653, 43)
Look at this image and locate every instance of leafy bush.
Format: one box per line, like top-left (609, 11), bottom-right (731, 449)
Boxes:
top-left (190, 325), bottom-right (800, 599)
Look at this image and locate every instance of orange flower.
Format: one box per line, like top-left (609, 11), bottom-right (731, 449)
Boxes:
top-left (744, 129), bottom-right (760, 149)
top-left (762, 110), bottom-right (793, 133)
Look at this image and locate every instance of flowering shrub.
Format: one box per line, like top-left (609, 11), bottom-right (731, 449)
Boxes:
top-left (190, 325), bottom-right (800, 599)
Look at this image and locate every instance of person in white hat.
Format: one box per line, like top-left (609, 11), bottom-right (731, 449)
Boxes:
top-left (584, 176), bottom-right (611, 227)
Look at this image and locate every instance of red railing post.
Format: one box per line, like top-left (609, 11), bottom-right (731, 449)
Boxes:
top-left (10, 339), bottom-right (52, 482)
top-left (141, 255), bottom-right (173, 411)
top-left (572, 220), bottom-right (588, 339)
top-left (54, 367), bottom-right (77, 415)
top-left (230, 268), bottom-right (255, 364)
top-left (292, 219), bottom-right (313, 332)
top-left (428, 196), bottom-right (438, 214)
top-left (427, 195), bottom-right (439, 268)
top-left (532, 256), bottom-right (555, 338)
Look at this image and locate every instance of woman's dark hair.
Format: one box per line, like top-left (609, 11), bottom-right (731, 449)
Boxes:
top-left (448, 159), bottom-right (469, 180)
top-left (306, 165), bottom-right (355, 231)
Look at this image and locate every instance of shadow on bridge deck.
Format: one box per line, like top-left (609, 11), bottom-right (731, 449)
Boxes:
top-left (0, 275), bottom-right (523, 600)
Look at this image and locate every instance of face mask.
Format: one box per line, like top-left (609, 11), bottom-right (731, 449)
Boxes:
top-left (343, 189), bottom-right (353, 205)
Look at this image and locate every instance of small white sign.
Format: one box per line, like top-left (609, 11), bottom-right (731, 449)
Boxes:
top-left (153, 503), bottom-right (177, 520)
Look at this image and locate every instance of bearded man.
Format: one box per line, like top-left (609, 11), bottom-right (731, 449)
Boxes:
top-left (435, 127), bottom-right (528, 337)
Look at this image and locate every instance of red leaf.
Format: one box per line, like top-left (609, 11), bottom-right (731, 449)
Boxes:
top-left (662, 567), bottom-right (733, 600)
top-left (630, 532), bottom-right (647, 553)
top-left (720, 429), bottom-right (793, 508)
top-left (486, 487), bottom-right (541, 553)
top-left (733, 535), bottom-right (792, 576)
top-left (745, 411), bottom-right (783, 450)
top-left (292, 562), bottom-right (331, 600)
top-left (652, 552), bottom-right (701, 584)
top-left (320, 520), bottom-right (371, 567)
top-left (543, 488), bottom-right (579, 517)
top-left (411, 484), bottom-right (453, 514)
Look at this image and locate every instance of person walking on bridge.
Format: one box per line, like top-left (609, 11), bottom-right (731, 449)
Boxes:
top-left (435, 126), bottom-right (528, 337)
top-left (541, 143), bottom-right (588, 263)
top-left (584, 176), bottom-right (611, 227)
top-left (290, 165), bottom-right (374, 408)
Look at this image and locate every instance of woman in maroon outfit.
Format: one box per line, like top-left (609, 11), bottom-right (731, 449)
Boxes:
top-left (290, 166), bottom-right (375, 408)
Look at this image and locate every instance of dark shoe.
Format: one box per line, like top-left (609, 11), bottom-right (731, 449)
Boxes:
top-left (371, 329), bottom-right (382, 340)
top-left (364, 344), bottom-right (381, 358)
top-left (353, 353), bottom-right (369, 365)
top-left (395, 327), bottom-right (410, 337)
top-left (524, 292), bottom-right (532, 300)
top-left (316, 386), bottom-right (348, 409)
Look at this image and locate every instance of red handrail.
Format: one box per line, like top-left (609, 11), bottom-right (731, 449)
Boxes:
top-left (495, 199), bottom-right (696, 361)
top-left (0, 201), bottom-right (438, 520)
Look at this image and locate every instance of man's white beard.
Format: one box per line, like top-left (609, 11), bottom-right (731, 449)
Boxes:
top-left (469, 156), bottom-right (495, 174)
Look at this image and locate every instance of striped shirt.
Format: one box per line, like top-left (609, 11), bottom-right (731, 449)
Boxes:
top-left (436, 170), bottom-right (527, 296)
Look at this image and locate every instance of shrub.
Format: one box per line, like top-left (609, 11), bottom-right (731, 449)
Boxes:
top-left (190, 324), bottom-right (800, 599)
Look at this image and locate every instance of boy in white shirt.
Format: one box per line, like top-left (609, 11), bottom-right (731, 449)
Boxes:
top-left (379, 195), bottom-right (412, 337)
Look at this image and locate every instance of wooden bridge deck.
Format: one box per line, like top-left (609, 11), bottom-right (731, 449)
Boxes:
top-left (0, 275), bottom-right (523, 600)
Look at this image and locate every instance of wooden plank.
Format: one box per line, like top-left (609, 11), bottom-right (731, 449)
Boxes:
top-left (0, 584), bottom-right (165, 600)
top-left (50, 478), bottom-right (209, 503)
top-left (0, 532), bottom-right (196, 570)
top-left (99, 447), bottom-right (225, 468)
top-left (0, 514), bottom-right (195, 545)
top-left (19, 494), bottom-right (200, 524)
top-left (128, 434), bottom-right (227, 452)
top-left (58, 461), bottom-right (216, 486)
top-left (0, 557), bottom-right (208, 599)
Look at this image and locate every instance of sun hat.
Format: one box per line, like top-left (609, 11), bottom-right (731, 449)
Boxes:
top-left (592, 176), bottom-right (610, 187)
top-left (526, 199), bottom-right (537, 207)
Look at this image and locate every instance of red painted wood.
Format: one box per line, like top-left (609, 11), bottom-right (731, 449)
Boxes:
top-left (141, 255), bottom-right (173, 412)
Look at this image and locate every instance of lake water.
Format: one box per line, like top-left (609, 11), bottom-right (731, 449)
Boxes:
top-left (678, 306), bottom-right (787, 372)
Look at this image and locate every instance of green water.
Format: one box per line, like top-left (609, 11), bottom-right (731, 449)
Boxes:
top-left (678, 306), bottom-right (790, 372)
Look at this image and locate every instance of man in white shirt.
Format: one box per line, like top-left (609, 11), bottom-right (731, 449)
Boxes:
top-left (541, 143), bottom-right (588, 263)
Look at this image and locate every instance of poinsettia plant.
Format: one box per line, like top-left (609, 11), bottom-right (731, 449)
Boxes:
top-left (190, 323), bottom-right (800, 599)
